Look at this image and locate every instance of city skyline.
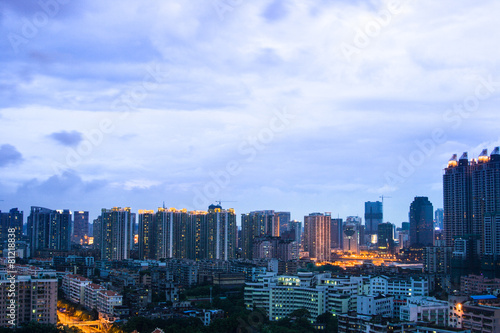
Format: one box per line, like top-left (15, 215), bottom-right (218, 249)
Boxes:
top-left (1, 1), bottom-right (500, 227)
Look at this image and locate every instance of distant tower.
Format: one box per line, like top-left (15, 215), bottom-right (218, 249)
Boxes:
top-left (73, 211), bottom-right (89, 245)
top-left (377, 222), bottom-right (395, 253)
top-left (331, 218), bottom-right (343, 249)
top-left (288, 220), bottom-right (302, 245)
top-left (434, 208), bottom-right (444, 230)
top-left (275, 212), bottom-right (291, 235)
top-left (365, 201), bottom-right (383, 235)
top-left (409, 197), bottom-right (434, 248)
top-left (343, 221), bottom-right (360, 254)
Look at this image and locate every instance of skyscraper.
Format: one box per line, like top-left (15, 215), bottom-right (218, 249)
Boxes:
top-left (73, 211), bottom-right (89, 245)
top-left (304, 212), bottom-right (331, 261)
top-left (99, 207), bottom-right (133, 261)
top-left (27, 207), bottom-right (72, 253)
top-left (365, 201), bottom-right (383, 235)
top-left (409, 197), bottom-right (434, 248)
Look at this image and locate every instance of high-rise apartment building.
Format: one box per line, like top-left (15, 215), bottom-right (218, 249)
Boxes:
top-left (73, 211), bottom-right (89, 245)
top-left (304, 212), bottom-right (331, 261)
top-left (444, 153), bottom-right (473, 252)
top-left (472, 148), bottom-right (500, 268)
top-left (365, 201), bottom-right (383, 235)
top-left (92, 216), bottom-right (101, 250)
top-left (242, 210), bottom-right (278, 259)
top-left (204, 204), bottom-right (237, 261)
top-left (138, 210), bottom-right (155, 260)
top-left (409, 197), bottom-right (434, 248)
top-left (98, 207), bottom-right (133, 261)
top-left (275, 212), bottom-right (291, 234)
top-left (140, 205), bottom-right (237, 261)
top-left (27, 207), bottom-right (72, 253)
top-left (0, 208), bottom-right (23, 243)
top-left (444, 147), bottom-right (500, 278)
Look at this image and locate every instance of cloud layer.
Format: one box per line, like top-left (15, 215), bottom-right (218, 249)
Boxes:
top-left (1, 0), bottom-right (500, 224)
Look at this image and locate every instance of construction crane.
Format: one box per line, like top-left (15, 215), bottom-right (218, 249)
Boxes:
top-left (379, 195), bottom-right (391, 205)
top-left (215, 200), bottom-right (237, 206)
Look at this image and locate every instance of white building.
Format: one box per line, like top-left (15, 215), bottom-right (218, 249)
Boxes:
top-left (62, 274), bottom-right (92, 304)
top-left (370, 275), bottom-right (429, 314)
top-left (357, 294), bottom-right (394, 318)
top-left (318, 275), bottom-right (369, 315)
top-left (400, 296), bottom-right (448, 326)
top-left (245, 273), bottom-right (327, 322)
top-left (244, 272), bottom-right (363, 323)
top-left (96, 290), bottom-right (123, 316)
top-left (84, 283), bottom-right (107, 310)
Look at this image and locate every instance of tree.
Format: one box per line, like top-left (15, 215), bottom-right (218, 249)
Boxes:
top-left (317, 312), bottom-right (338, 332)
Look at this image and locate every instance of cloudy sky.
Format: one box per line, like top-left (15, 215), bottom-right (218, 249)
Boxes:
top-left (1, 0), bottom-right (500, 227)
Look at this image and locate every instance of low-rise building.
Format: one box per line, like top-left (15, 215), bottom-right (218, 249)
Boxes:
top-left (370, 275), bottom-right (429, 314)
top-left (462, 301), bottom-right (500, 333)
top-left (62, 274), bottom-right (92, 304)
top-left (461, 275), bottom-right (500, 295)
top-left (84, 283), bottom-right (107, 310)
top-left (245, 272), bottom-right (363, 323)
top-left (357, 294), bottom-right (393, 318)
top-left (400, 296), bottom-right (448, 326)
top-left (97, 290), bottom-right (123, 317)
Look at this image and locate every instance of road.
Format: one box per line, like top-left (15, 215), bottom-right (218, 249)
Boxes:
top-left (58, 310), bottom-right (102, 333)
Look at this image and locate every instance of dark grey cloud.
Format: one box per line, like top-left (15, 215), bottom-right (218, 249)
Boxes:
top-left (0, 144), bottom-right (23, 167)
top-left (48, 130), bottom-right (83, 147)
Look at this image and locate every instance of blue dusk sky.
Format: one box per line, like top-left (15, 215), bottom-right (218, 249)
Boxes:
top-left (1, 0), bottom-right (500, 226)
